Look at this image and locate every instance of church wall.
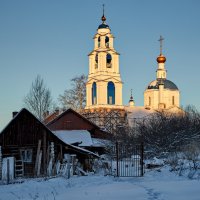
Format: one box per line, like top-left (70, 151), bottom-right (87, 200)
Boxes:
top-left (144, 90), bottom-right (158, 109)
top-left (144, 89), bottom-right (180, 109)
top-left (110, 37), bottom-right (114, 49)
top-left (162, 90), bottom-right (180, 108)
top-left (86, 83), bottom-right (92, 107)
top-left (115, 82), bottom-right (123, 105)
top-left (97, 81), bottom-right (106, 105)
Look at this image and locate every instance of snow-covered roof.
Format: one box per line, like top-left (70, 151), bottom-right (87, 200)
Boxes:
top-left (53, 130), bottom-right (93, 147)
top-left (126, 106), bottom-right (155, 118)
top-left (67, 144), bottom-right (100, 157)
top-left (52, 130), bottom-right (109, 148)
top-left (125, 106), bottom-right (155, 127)
top-left (92, 138), bottom-right (110, 147)
top-left (52, 130), bottom-right (100, 157)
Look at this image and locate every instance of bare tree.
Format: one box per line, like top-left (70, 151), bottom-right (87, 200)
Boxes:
top-left (58, 74), bottom-right (87, 111)
top-left (136, 107), bottom-right (200, 157)
top-left (24, 75), bottom-right (53, 120)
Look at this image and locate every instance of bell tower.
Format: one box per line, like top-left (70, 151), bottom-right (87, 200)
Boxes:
top-left (85, 6), bottom-right (123, 109)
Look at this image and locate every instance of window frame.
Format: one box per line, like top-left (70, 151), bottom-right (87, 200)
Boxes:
top-left (20, 149), bottom-right (33, 163)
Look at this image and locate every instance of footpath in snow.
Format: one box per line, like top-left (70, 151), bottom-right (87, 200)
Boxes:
top-left (0, 166), bottom-right (200, 200)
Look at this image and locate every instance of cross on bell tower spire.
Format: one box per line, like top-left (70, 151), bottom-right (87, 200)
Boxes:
top-left (101, 4), bottom-right (106, 23)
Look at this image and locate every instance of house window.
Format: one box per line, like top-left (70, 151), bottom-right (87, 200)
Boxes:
top-left (163, 72), bottom-right (165, 78)
top-left (20, 149), bottom-right (32, 163)
top-left (107, 81), bottom-right (115, 104)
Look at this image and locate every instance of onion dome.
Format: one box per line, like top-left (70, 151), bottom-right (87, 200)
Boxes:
top-left (147, 79), bottom-right (178, 90)
top-left (129, 89), bottom-right (134, 103)
top-left (157, 54), bottom-right (166, 63)
top-left (129, 90), bottom-right (135, 107)
top-left (98, 23), bottom-right (109, 29)
top-left (129, 95), bottom-right (134, 102)
top-left (98, 14), bottom-right (109, 29)
top-left (101, 14), bottom-right (106, 22)
top-left (98, 4), bottom-right (110, 29)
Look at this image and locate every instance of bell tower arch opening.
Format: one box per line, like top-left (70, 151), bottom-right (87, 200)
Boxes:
top-left (106, 53), bottom-right (112, 68)
top-left (92, 82), bottom-right (97, 105)
top-left (105, 36), bottom-right (109, 48)
top-left (107, 81), bottom-right (115, 105)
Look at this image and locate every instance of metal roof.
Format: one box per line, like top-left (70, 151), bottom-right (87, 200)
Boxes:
top-left (147, 79), bottom-right (179, 90)
top-left (98, 23), bottom-right (109, 29)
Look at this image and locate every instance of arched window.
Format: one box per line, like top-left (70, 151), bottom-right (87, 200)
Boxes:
top-left (98, 36), bottom-right (101, 48)
top-left (92, 82), bottom-right (97, 105)
top-left (107, 81), bottom-right (115, 104)
top-left (105, 36), bottom-right (109, 48)
top-left (95, 54), bottom-right (98, 69)
top-left (172, 96), bottom-right (175, 105)
top-left (106, 53), bottom-right (112, 68)
top-left (149, 97), bottom-right (151, 106)
top-left (163, 72), bottom-right (165, 78)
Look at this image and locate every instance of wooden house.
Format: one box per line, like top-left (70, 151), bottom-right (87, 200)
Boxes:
top-left (46, 108), bottom-right (109, 139)
top-left (0, 108), bottom-right (98, 179)
top-left (45, 108), bottom-right (111, 153)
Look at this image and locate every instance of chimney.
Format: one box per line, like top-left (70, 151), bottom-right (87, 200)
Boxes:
top-left (12, 111), bottom-right (18, 118)
top-left (43, 110), bottom-right (49, 119)
top-left (55, 108), bottom-right (59, 116)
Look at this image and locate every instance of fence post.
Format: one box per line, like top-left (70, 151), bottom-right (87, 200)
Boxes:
top-left (140, 142), bottom-right (144, 176)
top-left (116, 142), bottom-right (119, 177)
top-left (35, 140), bottom-right (41, 177)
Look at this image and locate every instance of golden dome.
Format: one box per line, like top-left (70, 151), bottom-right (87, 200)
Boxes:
top-left (157, 54), bottom-right (166, 63)
top-left (101, 15), bottom-right (106, 22)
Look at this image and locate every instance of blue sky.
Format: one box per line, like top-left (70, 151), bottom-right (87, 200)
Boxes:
top-left (0, 0), bottom-right (200, 131)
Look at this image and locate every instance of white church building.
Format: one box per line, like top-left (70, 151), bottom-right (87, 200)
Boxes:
top-left (144, 36), bottom-right (180, 110)
top-left (84, 9), bottom-right (182, 128)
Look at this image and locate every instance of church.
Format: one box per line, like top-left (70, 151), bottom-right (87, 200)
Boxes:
top-left (82, 9), bottom-right (182, 131)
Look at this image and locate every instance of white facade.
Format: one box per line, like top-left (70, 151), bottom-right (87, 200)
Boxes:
top-left (85, 16), bottom-right (181, 113)
top-left (85, 16), bottom-right (123, 109)
top-left (144, 54), bottom-right (180, 110)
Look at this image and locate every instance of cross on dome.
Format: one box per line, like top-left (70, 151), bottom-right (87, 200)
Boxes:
top-left (157, 35), bottom-right (166, 63)
top-left (158, 35), bottom-right (164, 55)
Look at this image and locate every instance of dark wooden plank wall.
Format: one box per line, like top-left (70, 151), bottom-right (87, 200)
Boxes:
top-left (47, 111), bottom-right (108, 139)
top-left (0, 110), bottom-right (64, 177)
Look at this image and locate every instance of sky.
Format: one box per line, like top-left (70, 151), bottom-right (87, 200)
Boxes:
top-left (0, 0), bottom-right (200, 131)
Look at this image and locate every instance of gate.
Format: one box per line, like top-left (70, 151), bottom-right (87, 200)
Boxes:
top-left (110, 142), bottom-right (144, 177)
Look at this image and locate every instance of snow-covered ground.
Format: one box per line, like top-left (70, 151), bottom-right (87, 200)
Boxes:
top-left (0, 166), bottom-right (200, 200)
